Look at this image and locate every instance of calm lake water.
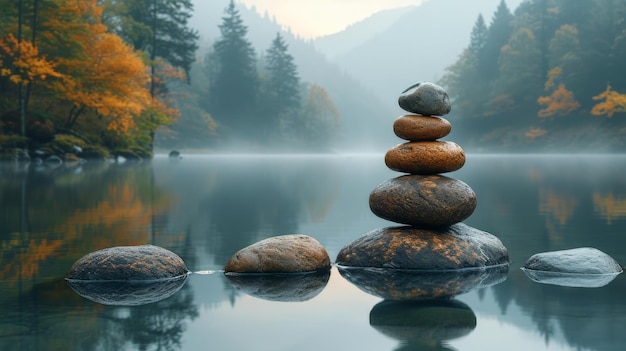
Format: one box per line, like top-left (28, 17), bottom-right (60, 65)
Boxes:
top-left (1, 154), bottom-right (625, 351)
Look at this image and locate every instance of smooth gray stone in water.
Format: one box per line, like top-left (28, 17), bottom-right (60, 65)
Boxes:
top-left (521, 268), bottom-right (621, 288)
top-left (398, 82), bottom-right (451, 116)
top-left (522, 247), bottom-right (623, 275)
top-left (66, 245), bottom-right (189, 281)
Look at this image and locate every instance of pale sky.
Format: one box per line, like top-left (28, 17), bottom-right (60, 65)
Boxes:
top-left (238, 0), bottom-right (426, 38)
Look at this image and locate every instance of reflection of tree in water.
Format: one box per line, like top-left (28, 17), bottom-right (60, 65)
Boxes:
top-left (463, 156), bottom-right (626, 351)
top-left (199, 158), bottom-right (341, 265)
top-left (0, 277), bottom-right (198, 351)
top-left (118, 286), bottom-right (198, 351)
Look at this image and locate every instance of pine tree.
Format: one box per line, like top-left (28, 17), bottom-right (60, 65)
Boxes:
top-left (208, 0), bottom-right (258, 139)
top-left (264, 32), bottom-right (300, 138)
top-left (478, 0), bottom-right (514, 81)
top-left (108, 0), bottom-right (199, 83)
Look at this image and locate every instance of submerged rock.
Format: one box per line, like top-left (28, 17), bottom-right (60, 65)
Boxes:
top-left (398, 82), bottom-right (451, 116)
top-left (66, 245), bottom-right (189, 281)
top-left (224, 270), bottom-right (330, 302)
top-left (338, 264), bottom-right (508, 300)
top-left (393, 115), bottom-right (452, 141)
top-left (370, 299), bottom-right (476, 343)
top-left (384, 141), bottom-right (465, 174)
top-left (336, 224), bottom-right (509, 270)
top-left (224, 234), bottom-right (331, 273)
top-left (67, 275), bottom-right (188, 306)
top-left (522, 247), bottom-right (623, 275)
top-left (369, 175), bottom-right (476, 227)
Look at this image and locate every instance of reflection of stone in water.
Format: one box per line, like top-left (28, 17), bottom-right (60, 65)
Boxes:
top-left (224, 270), bottom-right (330, 302)
top-left (521, 268), bottom-right (621, 288)
top-left (370, 299), bottom-right (476, 351)
top-left (338, 265), bottom-right (508, 301)
top-left (67, 275), bottom-right (188, 306)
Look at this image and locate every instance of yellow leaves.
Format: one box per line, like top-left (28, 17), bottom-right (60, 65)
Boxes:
top-left (537, 84), bottom-right (580, 117)
top-left (0, 34), bottom-right (62, 85)
top-left (537, 67), bottom-right (580, 117)
top-left (592, 84), bottom-right (626, 118)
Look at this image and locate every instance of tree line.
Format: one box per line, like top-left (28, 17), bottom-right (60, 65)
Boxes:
top-left (441, 0), bottom-right (626, 151)
top-left (0, 0), bottom-right (339, 161)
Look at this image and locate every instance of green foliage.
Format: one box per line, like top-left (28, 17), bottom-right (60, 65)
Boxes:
top-left (48, 135), bottom-right (86, 155)
top-left (440, 0), bottom-right (626, 151)
top-left (207, 0), bottom-right (259, 138)
top-left (81, 145), bottom-right (111, 160)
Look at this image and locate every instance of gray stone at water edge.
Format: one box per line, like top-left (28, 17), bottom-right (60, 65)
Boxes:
top-left (398, 82), bottom-right (451, 116)
top-left (66, 245), bottom-right (189, 281)
top-left (224, 234), bottom-right (331, 273)
top-left (521, 247), bottom-right (623, 275)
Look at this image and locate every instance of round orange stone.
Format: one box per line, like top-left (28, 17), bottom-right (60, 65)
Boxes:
top-left (393, 114), bottom-right (452, 141)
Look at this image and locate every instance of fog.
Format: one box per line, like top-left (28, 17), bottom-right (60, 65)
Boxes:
top-left (165, 0), bottom-right (626, 154)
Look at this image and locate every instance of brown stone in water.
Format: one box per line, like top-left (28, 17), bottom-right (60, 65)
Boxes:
top-left (393, 114), bottom-right (452, 141)
top-left (66, 245), bottom-right (189, 281)
top-left (369, 174), bottom-right (476, 227)
top-left (224, 234), bottom-right (331, 273)
top-left (385, 141), bottom-right (465, 174)
top-left (335, 224), bottom-right (509, 270)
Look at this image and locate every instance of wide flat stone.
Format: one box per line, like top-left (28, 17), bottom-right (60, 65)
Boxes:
top-left (335, 224), bottom-right (509, 270)
top-left (66, 245), bottom-right (189, 281)
top-left (338, 264), bottom-right (508, 300)
top-left (398, 82), bottom-right (451, 116)
top-left (369, 175), bottom-right (476, 227)
top-left (522, 247), bottom-right (623, 275)
top-left (385, 141), bottom-right (465, 174)
top-left (393, 115), bottom-right (451, 141)
top-left (224, 234), bottom-right (331, 273)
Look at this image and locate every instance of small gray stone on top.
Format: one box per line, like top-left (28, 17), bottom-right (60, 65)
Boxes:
top-left (398, 82), bottom-right (451, 116)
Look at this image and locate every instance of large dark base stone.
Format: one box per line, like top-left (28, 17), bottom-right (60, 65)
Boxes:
top-left (338, 264), bottom-right (508, 300)
top-left (336, 224), bottom-right (509, 270)
top-left (67, 275), bottom-right (188, 306)
top-left (370, 299), bottom-right (476, 343)
top-left (224, 270), bottom-right (331, 302)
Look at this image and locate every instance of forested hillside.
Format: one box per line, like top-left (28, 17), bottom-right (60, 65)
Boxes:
top-left (441, 0), bottom-right (626, 152)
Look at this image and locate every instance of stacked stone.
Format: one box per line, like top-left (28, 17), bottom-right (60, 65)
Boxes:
top-left (336, 82), bottom-right (509, 272)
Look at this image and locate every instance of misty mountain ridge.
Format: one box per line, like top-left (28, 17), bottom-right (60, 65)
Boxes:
top-left (312, 0), bottom-right (526, 108)
top-left (313, 6), bottom-right (416, 60)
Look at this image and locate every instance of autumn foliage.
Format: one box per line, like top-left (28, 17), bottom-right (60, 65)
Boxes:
top-left (0, 0), bottom-right (181, 153)
top-left (591, 85), bottom-right (626, 118)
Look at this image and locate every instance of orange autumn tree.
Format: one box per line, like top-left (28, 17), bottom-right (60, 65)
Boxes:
top-left (0, 34), bottom-right (61, 86)
top-left (592, 84), bottom-right (626, 118)
top-left (47, 0), bottom-right (170, 134)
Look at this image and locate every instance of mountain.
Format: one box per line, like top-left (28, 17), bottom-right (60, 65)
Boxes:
top-left (313, 0), bottom-right (526, 111)
top-left (314, 6), bottom-right (416, 60)
top-left (189, 0), bottom-right (398, 151)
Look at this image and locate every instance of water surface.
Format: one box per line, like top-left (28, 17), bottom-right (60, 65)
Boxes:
top-left (1, 154), bottom-right (625, 351)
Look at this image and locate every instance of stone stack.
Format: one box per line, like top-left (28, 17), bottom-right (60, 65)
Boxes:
top-left (336, 82), bottom-right (509, 272)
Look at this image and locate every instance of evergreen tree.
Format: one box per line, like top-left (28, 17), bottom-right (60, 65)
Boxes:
top-left (478, 0), bottom-right (514, 81)
top-left (263, 32), bottom-right (300, 139)
top-left (107, 0), bottom-right (199, 83)
top-left (208, 0), bottom-right (259, 139)
top-left (469, 14), bottom-right (488, 59)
